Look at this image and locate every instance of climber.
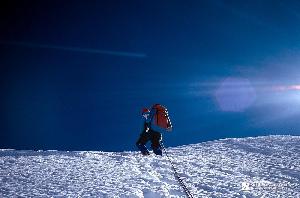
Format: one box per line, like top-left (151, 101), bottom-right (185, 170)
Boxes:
top-left (136, 104), bottom-right (172, 156)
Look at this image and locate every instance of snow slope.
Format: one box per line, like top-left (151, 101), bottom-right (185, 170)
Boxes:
top-left (1, 135), bottom-right (300, 197)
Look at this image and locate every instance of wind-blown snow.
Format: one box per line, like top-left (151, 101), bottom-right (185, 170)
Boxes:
top-left (1, 135), bottom-right (300, 197)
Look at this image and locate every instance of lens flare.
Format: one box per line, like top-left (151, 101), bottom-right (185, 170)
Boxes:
top-left (273, 85), bottom-right (300, 91)
top-left (214, 77), bottom-right (257, 112)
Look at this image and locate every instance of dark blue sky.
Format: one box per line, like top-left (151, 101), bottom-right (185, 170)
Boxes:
top-left (1, 0), bottom-right (300, 151)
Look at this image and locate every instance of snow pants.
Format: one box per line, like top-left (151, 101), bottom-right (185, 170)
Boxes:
top-left (136, 130), bottom-right (162, 155)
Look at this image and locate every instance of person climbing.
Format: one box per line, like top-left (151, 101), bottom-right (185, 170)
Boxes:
top-left (136, 104), bottom-right (172, 156)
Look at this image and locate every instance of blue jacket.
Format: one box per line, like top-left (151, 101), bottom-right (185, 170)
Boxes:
top-left (141, 108), bottom-right (167, 133)
top-left (141, 111), bottom-right (151, 133)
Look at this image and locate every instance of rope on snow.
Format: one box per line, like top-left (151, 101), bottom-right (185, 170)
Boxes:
top-left (161, 142), bottom-right (194, 198)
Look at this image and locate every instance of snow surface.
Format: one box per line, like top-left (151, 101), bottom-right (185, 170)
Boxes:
top-left (1, 135), bottom-right (300, 197)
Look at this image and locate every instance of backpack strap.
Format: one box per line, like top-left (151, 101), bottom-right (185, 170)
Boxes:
top-left (147, 107), bottom-right (157, 129)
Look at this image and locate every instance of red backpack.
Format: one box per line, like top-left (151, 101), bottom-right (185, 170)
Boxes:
top-left (151, 104), bottom-right (172, 131)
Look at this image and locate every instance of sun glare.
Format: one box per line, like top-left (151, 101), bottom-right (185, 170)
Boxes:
top-left (214, 78), bottom-right (257, 112)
